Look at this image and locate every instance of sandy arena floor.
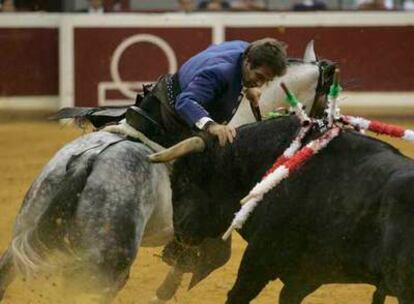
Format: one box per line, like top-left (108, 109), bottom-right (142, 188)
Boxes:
top-left (1, 118), bottom-right (413, 304)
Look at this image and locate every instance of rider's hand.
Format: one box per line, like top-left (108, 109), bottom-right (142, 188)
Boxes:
top-left (245, 88), bottom-right (262, 107)
top-left (206, 123), bottom-right (236, 147)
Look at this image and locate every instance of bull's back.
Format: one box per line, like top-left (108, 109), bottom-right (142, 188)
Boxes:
top-left (247, 131), bottom-right (414, 283)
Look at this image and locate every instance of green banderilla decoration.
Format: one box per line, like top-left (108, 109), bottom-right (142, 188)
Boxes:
top-left (267, 109), bottom-right (289, 119)
top-left (280, 82), bottom-right (310, 124)
top-left (328, 68), bottom-right (342, 99)
top-left (280, 82), bottom-right (299, 108)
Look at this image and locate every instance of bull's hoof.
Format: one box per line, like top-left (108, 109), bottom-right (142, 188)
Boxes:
top-left (148, 296), bottom-right (166, 304)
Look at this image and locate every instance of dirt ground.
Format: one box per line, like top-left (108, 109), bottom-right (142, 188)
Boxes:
top-left (1, 118), bottom-right (413, 304)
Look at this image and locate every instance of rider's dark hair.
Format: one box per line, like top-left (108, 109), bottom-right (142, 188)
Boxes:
top-left (244, 38), bottom-right (288, 77)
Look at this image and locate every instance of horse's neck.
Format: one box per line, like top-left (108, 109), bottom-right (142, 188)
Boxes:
top-left (229, 63), bottom-right (319, 128)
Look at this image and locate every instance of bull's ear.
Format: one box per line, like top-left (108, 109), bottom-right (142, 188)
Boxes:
top-left (303, 40), bottom-right (316, 63)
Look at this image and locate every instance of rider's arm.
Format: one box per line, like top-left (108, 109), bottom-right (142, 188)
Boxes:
top-left (175, 64), bottom-right (237, 146)
top-left (175, 65), bottom-right (228, 129)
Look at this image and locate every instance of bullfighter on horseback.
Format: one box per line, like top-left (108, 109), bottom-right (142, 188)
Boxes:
top-left (125, 38), bottom-right (288, 146)
top-left (122, 37), bottom-right (289, 293)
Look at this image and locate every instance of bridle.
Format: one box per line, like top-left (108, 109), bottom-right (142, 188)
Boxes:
top-left (312, 59), bottom-right (337, 107)
top-left (248, 58), bottom-right (335, 122)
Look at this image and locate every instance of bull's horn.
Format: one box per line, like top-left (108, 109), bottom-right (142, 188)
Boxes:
top-left (149, 136), bottom-right (206, 163)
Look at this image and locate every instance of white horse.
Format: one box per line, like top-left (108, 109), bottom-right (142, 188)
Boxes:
top-left (230, 41), bottom-right (325, 127)
top-left (0, 41), bottom-right (334, 304)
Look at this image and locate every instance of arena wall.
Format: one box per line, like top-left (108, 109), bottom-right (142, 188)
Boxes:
top-left (0, 12), bottom-right (413, 115)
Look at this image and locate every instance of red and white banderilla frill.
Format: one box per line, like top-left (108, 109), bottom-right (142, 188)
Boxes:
top-left (222, 127), bottom-right (341, 240)
top-left (342, 116), bottom-right (414, 142)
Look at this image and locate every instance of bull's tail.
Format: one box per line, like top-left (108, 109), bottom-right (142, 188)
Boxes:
top-left (10, 153), bottom-right (96, 278)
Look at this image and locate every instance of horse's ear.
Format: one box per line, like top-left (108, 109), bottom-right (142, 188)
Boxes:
top-left (303, 40), bottom-right (317, 63)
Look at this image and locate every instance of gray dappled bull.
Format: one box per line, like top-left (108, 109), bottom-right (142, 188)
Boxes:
top-left (150, 115), bottom-right (414, 304)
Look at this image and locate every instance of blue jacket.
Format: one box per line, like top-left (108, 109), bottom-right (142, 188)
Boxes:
top-left (176, 40), bottom-right (249, 127)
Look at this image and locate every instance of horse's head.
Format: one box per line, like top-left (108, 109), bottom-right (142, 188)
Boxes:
top-left (261, 40), bottom-right (336, 118)
top-left (230, 41), bottom-right (336, 127)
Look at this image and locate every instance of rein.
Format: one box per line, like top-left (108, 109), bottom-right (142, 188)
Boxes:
top-left (249, 102), bottom-right (262, 122)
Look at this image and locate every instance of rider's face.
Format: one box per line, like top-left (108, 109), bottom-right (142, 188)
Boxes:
top-left (242, 59), bottom-right (276, 88)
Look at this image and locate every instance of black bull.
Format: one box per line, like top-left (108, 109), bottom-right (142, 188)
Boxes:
top-left (160, 116), bottom-right (414, 304)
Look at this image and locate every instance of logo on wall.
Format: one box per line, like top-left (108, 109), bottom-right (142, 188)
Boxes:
top-left (98, 34), bottom-right (178, 106)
